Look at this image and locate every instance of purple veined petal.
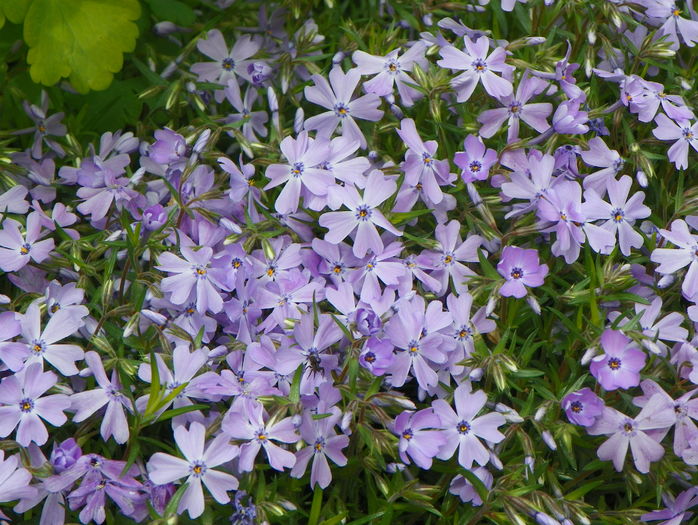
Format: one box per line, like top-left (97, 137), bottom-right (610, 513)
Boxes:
top-left (354, 221), bottom-right (383, 257)
top-left (16, 413), bottom-right (48, 446)
top-left (202, 469), bottom-right (238, 503)
top-left (238, 441), bottom-right (261, 472)
top-left (351, 50), bottom-right (384, 74)
top-left (0, 407), bottom-right (21, 438)
top-left (629, 430), bottom-right (665, 473)
top-left (411, 355), bottom-right (439, 388)
top-left (478, 108), bottom-right (509, 138)
top-left (651, 248), bottom-right (692, 274)
top-left (324, 435), bottom-right (349, 466)
top-left (520, 102), bottom-right (552, 132)
top-left (617, 221), bottom-right (642, 256)
top-left (290, 447), bottom-right (314, 479)
top-left (196, 29), bottom-right (229, 61)
top-left (652, 113), bottom-right (683, 140)
top-left (268, 417), bottom-right (299, 443)
top-left (300, 168), bottom-right (331, 197)
top-left (175, 423), bottom-right (205, 463)
top-left (161, 273), bottom-right (196, 305)
top-left (456, 388), bottom-right (487, 421)
top-left (320, 211), bottom-right (357, 245)
top-left (437, 45), bottom-right (470, 70)
top-left (34, 394), bottom-right (69, 427)
top-left (500, 279), bottom-right (527, 298)
top-left (387, 352), bottom-right (411, 387)
top-left (432, 398), bottom-right (458, 426)
top-left (263, 441), bottom-right (296, 471)
top-left (370, 209), bottom-right (402, 237)
top-left (20, 302), bottom-right (42, 341)
top-left (101, 400), bottom-right (129, 444)
top-left (179, 476), bottom-right (205, 519)
top-left (472, 412), bottom-right (506, 442)
top-left (464, 35), bottom-right (489, 59)
top-left (147, 452), bottom-right (190, 484)
top-left (667, 138), bottom-right (689, 169)
top-left (84, 350), bottom-right (112, 388)
top-left (481, 71), bottom-right (513, 98)
top-left (332, 67), bottom-right (361, 106)
top-left (364, 71), bottom-right (395, 96)
top-left (22, 363), bottom-right (56, 399)
top-left (458, 433), bottom-right (490, 468)
top-left (70, 390), bottom-right (109, 422)
top-left (230, 34), bottom-right (260, 61)
top-left (76, 190), bottom-right (114, 221)
top-left (41, 344), bottom-right (83, 376)
top-left (584, 223), bottom-right (616, 254)
top-left (274, 177), bottom-right (303, 215)
top-left (28, 238), bottom-right (54, 264)
top-left (310, 451), bottom-right (332, 489)
top-left (304, 111), bottom-right (340, 137)
top-left (683, 260), bottom-right (698, 301)
top-left (451, 71), bottom-right (479, 103)
top-left (597, 432), bottom-right (629, 471)
top-left (156, 252), bottom-right (191, 273)
top-left (41, 308), bottom-right (83, 345)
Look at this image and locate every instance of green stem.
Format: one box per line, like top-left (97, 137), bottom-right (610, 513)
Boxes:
top-left (308, 486), bottom-right (323, 525)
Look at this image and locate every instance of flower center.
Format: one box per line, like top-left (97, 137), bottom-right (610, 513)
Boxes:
top-left (509, 102), bottom-right (522, 115)
top-left (469, 160), bottom-right (482, 173)
top-left (19, 398), bottom-right (34, 413)
top-left (222, 58), bottom-right (235, 71)
top-left (457, 325), bottom-right (472, 340)
top-left (570, 401), bottom-right (583, 413)
top-left (386, 59), bottom-right (400, 73)
top-left (190, 460), bottom-right (207, 478)
top-left (472, 58), bottom-right (487, 72)
top-left (456, 420), bottom-right (471, 435)
top-left (314, 438), bottom-right (325, 452)
top-left (510, 267), bottom-right (523, 279)
top-left (232, 258), bottom-right (243, 269)
top-left (673, 6), bottom-right (681, 16)
top-left (332, 263), bottom-right (343, 274)
top-left (364, 352), bottom-right (376, 363)
top-left (407, 340), bottom-right (420, 354)
top-left (683, 128), bottom-right (694, 141)
top-left (19, 243), bottom-right (31, 255)
top-left (422, 152), bottom-right (434, 166)
top-left (256, 430), bottom-right (268, 442)
top-left (31, 340), bottom-right (46, 356)
top-left (334, 102), bottom-right (350, 118)
top-left (355, 204), bottom-right (372, 221)
top-left (402, 428), bottom-right (414, 440)
top-left (193, 265), bottom-right (208, 278)
top-left (607, 357), bottom-right (621, 370)
top-left (611, 208), bottom-right (625, 223)
top-left (291, 161), bottom-right (305, 178)
top-left (50, 303), bottom-right (61, 313)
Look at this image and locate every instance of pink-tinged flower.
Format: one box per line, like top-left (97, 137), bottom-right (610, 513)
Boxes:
top-left (478, 73), bottom-right (552, 142)
top-left (650, 219), bottom-right (698, 301)
top-left (264, 131), bottom-right (331, 214)
top-left (433, 385), bottom-right (506, 468)
top-left (437, 36), bottom-right (514, 103)
top-left (561, 387), bottom-right (605, 427)
top-left (582, 175), bottom-right (651, 256)
top-left (290, 409), bottom-right (349, 489)
top-left (589, 329), bottom-right (646, 391)
top-left (454, 135), bottom-right (498, 183)
top-left (497, 246), bottom-right (548, 298)
top-left (155, 236), bottom-right (228, 314)
top-left (396, 118), bottom-right (450, 204)
top-left (588, 393), bottom-right (676, 473)
top-left (393, 408), bottom-right (446, 469)
top-left (384, 295), bottom-right (451, 390)
top-left (191, 29), bottom-right (261, 102)
top-left (352, 42), bottom-right (428, 106)
top-left (147, 422), bottom-right (239, 519)
top-left (71, 351), bottom-right (133, 444)
top-left (0, 215), bottom-right (54, 272)
top-left (0, 363), bottom-right (70, 446)
top-left (222, 399), bottom-right (298, 472)
top-left (303, 67), bottom-right (383, 149)
top-left (319, 170), bottom-right (402, 257)
top-left (652, 114), bottom-right (698, 170)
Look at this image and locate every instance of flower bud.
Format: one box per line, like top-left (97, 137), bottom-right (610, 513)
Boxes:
top-left (541, 430), bottom-right (558, 451)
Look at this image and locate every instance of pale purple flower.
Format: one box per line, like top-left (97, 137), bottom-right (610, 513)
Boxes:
top-left (0, 450), bottom-right (36, 503)
top-left (223, 82), bottom-right (268, 143)
top-left (191, 29), bottom-right (261, 102)
top-left (433, 385), bottom-right (506, 468)
top-left (147, 422), bottom-right (239, 519)
top-left (645, 0), bottom-right (698, 49)
top-left (652, 114), bottom-right (698, 170)
top-left (589, 329), bottom-right (646, 391)
top-left (449, 467), bottom-right (492, 505)
top-left (588, 393), bottom-right (676, 473)
top-left (497, 246), bottom-right (548, 298)
top-left (0, 311), bottom-right (26, 372)
top-left (155, 236), bottom-right (227, 314)
top-left (264, 131), bottom-right (331, 214)
top-left (0, 216), bottom-right (54, 272)
top-left (347, 242), bottom-right (406, 304)
top-left (352, 42), bottom-right (428, 106)
top-left (222, 399), bottom-right (298, 472)
top-left (319, 170), bottom-right (402, 257)
top-left (447, 293), bottom-right (496, 360)
top-left (552, 99), bottom-right (589, 135)
top-left (582, 175), bottom-right (651, 256)
top-left (651, 219), bottom-right (698, 301)
top-left (71, 351), bottom-right (133, 444)
top-left (0, 363), bottom-right (70, 446)
top-left (561, 387), bottom-right (605, 427)
top-left (454, 134), bottom-right (498, 183)
top-left (16, 92), bottom-right (66, 159)
top-left (478, 73), bottom-right (552, 142)
top-left (641, 487), bottom-right (698, 524)
top-left (437, 36), bottom-right (514, 102)
top-left (392, 408), bottom-right (446, 469)
top-left (580, 137), bottom-right (624, 195)
top-left (303, 67), bottom-right (383, 149)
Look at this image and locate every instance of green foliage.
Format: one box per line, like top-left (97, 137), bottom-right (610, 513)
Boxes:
top-left (23, 0), bottom-right (140, 92)
top-left (0, 0), bottom-right (30, 28)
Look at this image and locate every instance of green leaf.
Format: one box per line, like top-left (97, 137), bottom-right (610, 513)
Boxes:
top-left (24, 0), bottom-right (141, 92)
top-left (145, 0), bottom-right (195, 25)
top-left (0, 0), bottom-right (30, 28)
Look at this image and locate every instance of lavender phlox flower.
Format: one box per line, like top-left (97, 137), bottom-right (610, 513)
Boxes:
top-left (0, 450), bottom-right (36, 504)
top-left (449, 467), bottom-right (492, 505)
top-left (582, 175), bottom-right (650, 255)
top-left (147, 422), bottom-right (239, 519)
top-left (15, 92), bottom-right (66, 159)
top-left (579, 138), bottom-right (625, 195)
top-left (71, 351), bottom-right (133, 444)
top-left (231, 490), bottom-right (257, 525)
top-left (222, 398), bottom-right (298, 472)
top-left (433, 385), bottom-right (506, 468)
top-left (346, 241), bottom-right (406, 304)
top-left (447, 292), bottom-right (495, 362)
top-left (531, 42), bottom-right (583, 99)
top-left (352, 42), bottom-right (428, 106)
top-left (652, 114), bottom-right (698, 170)
top-left (392, 408), bottom-right (446, 469)
top-left (75, 160), bottom-right (139, 223)
top-left (0, 215), bottom-right (54, 272)
top-left (645, 0), bottom-right (698, 49)
top-left (0, 363), bottom-right (70, 446)
top-left (191, 29), bottom-right (261, 102)
top-left (290, 407), bottom-right (349, 488)
top-left (359, 336), bottom-right (394, 375)
top-left (395, 118), bottom-right (450, 204)
top-left (264, 131), bottom-right (331, 214)
top-left (399, 253), bottom-right (442, 294)
top-left (51, 438), bottom-right (82, 474)
top-left (319, 170), bottom-right (402, 257)
top-left (223, 81), bottom-right (268, 143)
top-left (499, 150), bottom-right (558, 217)
top-left (437, 36), bottom-right (514, 102)
top-left (303, 66), bottom-right (383, 149)
top-left (250, 237), bottom-right (302, 283)
top-left (0, 311), bottom-right (26, 372)
top-left (616, 297), bottom-right (688, 355)
top-left (418, 220), bottom-right (482, 295)
top-left (256, 269), bottom-right (324, 332)
top-left (650, 219), bottom-right (698, 301)
top-left (588, 393), bottom-right (676, 473)
top-left (0, 184), bottom-right (29, 214)
top-left (310, 238), bottom-right (360, 286)
top-left (384, 295), bottom-right (451, 389)
top-left (155, 234), bottom-right (228, 314)
top-left (633, 379), bottom-right (698, 456)
top-left (454, 134), bottom-right (498, 183)
top-left (212, 242), bottom-right (251, 292)
top-left (634, 79), bottom-right (694, 123)
top-left (641, 487), bottom-right (698, 524)
top-left (552, 99), bottom-right (589, 135)
top-left (148, 128), bottom-right (187, 166)
top-left (478, 72), bottom-right (552, 142)
top-left (562, 387), bottom-right (605, 427)
top-left (497, 246), bottom-right (548, 298)
top-left (589, 329), bottom-right (646, 391)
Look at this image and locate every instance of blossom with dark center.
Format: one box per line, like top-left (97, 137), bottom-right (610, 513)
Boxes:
top-left (650, 219), bottom-right (698, 301)
top-left (393, 408), bottom-right (446, 469)
top-left (497, 246), bottom-right (548, 298)
top-left (652, 114), bottom-right (698, 170)
top-left (454, 134), bottom-right (498, 183)
top-left (561, 387), bottom-right (605, 427)
top-left (147, 422), bottom-right (239, 519)
top-left (589, 329), bottom-right (646, 391)
top-left (0, 215), bottom-right (54, 273)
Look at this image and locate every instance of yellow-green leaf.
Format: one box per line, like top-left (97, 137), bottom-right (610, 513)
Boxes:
top-left (24, 0), bottom-right (140, 92)
top-left (0, 0), bottom-right (31, 28)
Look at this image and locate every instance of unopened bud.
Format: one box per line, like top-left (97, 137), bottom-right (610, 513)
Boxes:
top-left (636, 170), bottom-right (648, 187)
top-left (294, 107), bottom-right (305, 134)
top-left (541, 430), bottom-right (558, 451)
top-left (658, 274), bottom-right (676, 288)
top-left (469, 367), bottom-right (484, 381)
top-left (332, 51), bottom-right (345, 64)
top-left (581, 346), bottom-right (598, 366)
top-left (534, 405), bottom-right (548, 422)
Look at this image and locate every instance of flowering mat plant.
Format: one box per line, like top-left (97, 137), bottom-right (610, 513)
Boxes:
top-left (1, 0), bottom-right (698, 523)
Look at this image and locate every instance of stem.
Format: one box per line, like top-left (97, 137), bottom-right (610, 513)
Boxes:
top-left (308, 485), bottom-right (323, 525)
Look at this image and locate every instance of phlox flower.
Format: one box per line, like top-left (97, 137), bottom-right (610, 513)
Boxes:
top-left (589, 329), bottom-right (646, 391)
top-left (0, 216), bottom-right (54, 273)
top-left (496, 246), bottom-right (548, 298)
top-left (652, 114), bottom-right (698, 170)
top-left (579, 137), bottom-right (624, 195)
top-left (645, 0), bottom-right (698, 49)
top-left (561, 387), bottom-right (605, 427)
top-left (454, 135), bottom-right (498, 183)
top-left (147, 422), bottom-right (239, 519)
top-left (392, 408), bottom-right (446, 469)
top-left (650, 219), bottom-right (698, 301)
